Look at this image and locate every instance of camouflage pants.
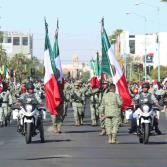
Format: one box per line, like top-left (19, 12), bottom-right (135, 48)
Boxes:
top-left (73, 106), bottom-right (83, 121)
top-left (0, 106), bottom-right (11, 121)
top-left (72, 102), bottom-right (83, 123)
top-left (90, 104), bottom-right (99, 121)
top-left (51, 104), bottom-right (64, 128)
top-left (105, 117), bottom-right (121, 135)
top-left (51, 115), bottom-right (62, 128)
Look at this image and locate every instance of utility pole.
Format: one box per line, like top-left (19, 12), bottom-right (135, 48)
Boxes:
top-left (126, 12), bottom-right (147, 81)
top-left (135, 2), bottom-right (161, 81)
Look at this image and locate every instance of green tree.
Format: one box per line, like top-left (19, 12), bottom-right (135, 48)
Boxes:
top-left (109, 29), bottom-right (123, 44)
top-left (150, 66), bottom-right (167, 80)
top-left (0, 32), bottom-right (8, 66)
top-left (8, 53), bottom-right (44, 81)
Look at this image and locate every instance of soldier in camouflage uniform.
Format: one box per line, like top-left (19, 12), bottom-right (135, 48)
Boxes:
top-left (98, 81), bottom-right (109, 135)
top-left (86, 86), bottom-right (100, 126)
top-left (51, 81), bottom-right (64, 133)
top-left (79, 81), bottom-right (87, 123)
top-left (71, 81), bottom-right (84, 126)
top-left (0, 82), bottom-right (13, 127)
top-left (100, 83), bottom-right (122, 144)
top-left (63, 81), bottom-right (72, 120)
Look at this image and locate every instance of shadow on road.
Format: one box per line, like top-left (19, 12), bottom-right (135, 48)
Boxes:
top-left (64, 129), bottom-right (99, 134)
top-left (24, 156), bottom-right (66, 160)
top-left (118, 141), bottom-right (167, 145)
top-left (31, 139), bottom-right (71, 144)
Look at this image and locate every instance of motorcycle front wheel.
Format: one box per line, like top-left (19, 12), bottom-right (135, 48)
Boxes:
top-left (143, 123), bottom-right (150, 144)
top-left (38, 120), bottom-right (45, 143)
top-left (25, 123), bottom-right (32, 144)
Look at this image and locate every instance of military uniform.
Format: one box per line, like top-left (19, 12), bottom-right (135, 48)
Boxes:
top-left (100, 86), bottom-right (122, 144)
top-left (86, 87), bottom-right (100, 126)
top-left (0, 89), bottom-right (13, 126)
top-left (79, 82), bottom-right (87, 123)
top-left (51, 82), bottom-right (64, 133)
top-left (63, 82), bottom-right (72, 120)
top-left (71, 81), bottom-right (84, 126)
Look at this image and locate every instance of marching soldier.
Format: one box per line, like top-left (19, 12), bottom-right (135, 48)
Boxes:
top-left (71, 81), bottom-right (84, 126)
top-left (86, 86), bottom-right (100, 126)
top-left (51, 81), bottom-right (64, 133)
top-left (63, 80), bottom-right (72, 120)
top-left (98, 80), bottom-right (109, 135)
top-left (100, 83), bottom-right (122, 144)
top-left (0, 82), bottom-right (13, 127)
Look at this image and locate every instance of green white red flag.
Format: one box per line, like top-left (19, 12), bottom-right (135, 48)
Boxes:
top-left (101, 18), bottom-right (132, 111)
top-left (44, 19), bottom-right (61, 115)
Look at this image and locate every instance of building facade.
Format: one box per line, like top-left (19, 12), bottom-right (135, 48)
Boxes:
top-left (119, 31), bottom-right (167, 67)
top-left (0, 31), bottom-right (33, 59)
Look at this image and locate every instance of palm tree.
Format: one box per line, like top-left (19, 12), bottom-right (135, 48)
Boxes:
top-left (0, 32), bottom-right (8, 66)
top-left (109, 29), bottom-right (123, 44)
top-left (0, 45), bottom-right (7, 66)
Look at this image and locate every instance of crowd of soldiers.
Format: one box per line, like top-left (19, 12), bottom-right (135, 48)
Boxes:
top-left (61, 78), bottom-right (167, 144)
top-left (0, 76), bottom-right (44, 127)
top-left (0, 74), bottom-right (167, 144)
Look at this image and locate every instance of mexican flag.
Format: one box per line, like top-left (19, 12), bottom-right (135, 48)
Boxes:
top-left (44, 19), bottom-right (61, 115)
top-left (53, 20), bottom-right (64, 89)
top-left (101, 19), bottom-right (132, 111)
top-left (90, 53), bottom-right (101, 89)
top-left (1, 65), bottom-right (9, 79)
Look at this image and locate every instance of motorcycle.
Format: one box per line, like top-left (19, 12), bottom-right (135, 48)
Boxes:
top-left (125, 104), bottom-right (137, 124)
top-left (135, 97), bottom-right (159, 144)
top-left (12, 98), bottom-right (45, 144)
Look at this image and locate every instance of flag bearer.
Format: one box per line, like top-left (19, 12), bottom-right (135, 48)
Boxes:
top-left (100, 83), bottom-right (122, 144)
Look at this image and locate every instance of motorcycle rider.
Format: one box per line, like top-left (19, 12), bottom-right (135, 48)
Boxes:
top-left (133, 82), bottom-right (162, 135)
top-left (19, 83), bottom-right (41, 105)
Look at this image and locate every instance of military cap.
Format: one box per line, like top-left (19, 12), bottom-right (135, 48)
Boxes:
top-left (74, 82), bottom-right (80, 86)
top-left (102, 80), bottom-right (109, 84)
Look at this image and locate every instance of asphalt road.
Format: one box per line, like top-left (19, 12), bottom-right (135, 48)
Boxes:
top-left (0, 105), bottom-right (167, 167)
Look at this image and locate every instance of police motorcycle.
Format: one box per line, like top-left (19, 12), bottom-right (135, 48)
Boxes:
top-left (125, 104), bottom-right (136, 124)
top-left (135, 97), bottom-right (159, 144)
top-left (12, 97), bottom-right (45, 144)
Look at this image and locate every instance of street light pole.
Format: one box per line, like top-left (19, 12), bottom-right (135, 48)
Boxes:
top-left (126, 12), bottom-right (147, 81)
top-left (135, 2), bottom-right (161, 81)
top-left (157, 7), bottom-right (161, 82)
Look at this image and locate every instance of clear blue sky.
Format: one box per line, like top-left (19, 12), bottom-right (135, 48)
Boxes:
top-left (1, 0), bottom-right (167, 64)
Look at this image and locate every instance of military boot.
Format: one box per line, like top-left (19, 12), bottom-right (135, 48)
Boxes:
top-left (49, 126), bottom-right (58, 133)
top-left (108, 135), bottom-right (112, 144)
top-left (111, 133), bottom-right (118, 144)
top-left (80, 118), bottom-right (83, 125)
top-left (75, 120), bottom-right (80, 126)
top-left (99, 129), bottom-right (106, 136)
top-left (57, 124), bottom-right (62, 133)
top-left (92, 119), bottom-right (97, 126)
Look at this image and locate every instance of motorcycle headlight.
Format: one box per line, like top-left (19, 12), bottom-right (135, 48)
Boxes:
top-left (25, 104), bottom-right (33, 112)
top-left (142, 105), bottom-right (150, 113)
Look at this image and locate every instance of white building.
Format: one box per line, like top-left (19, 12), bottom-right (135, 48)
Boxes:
top-left (0, 31), bottom-right (33, 59)
top-left (119, 31), bottom-right (167, 67)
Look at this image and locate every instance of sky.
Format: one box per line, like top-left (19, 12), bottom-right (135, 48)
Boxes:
top-left (1, 0), bottom-right (167, 64)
